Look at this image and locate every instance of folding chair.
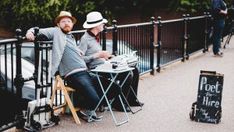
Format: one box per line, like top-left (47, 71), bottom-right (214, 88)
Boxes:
top-left (51, 74), bottom-right (81, 125)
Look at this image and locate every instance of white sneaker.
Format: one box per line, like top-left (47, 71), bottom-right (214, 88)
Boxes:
top-left (79, 110), bottom-right (102, 122)
top-left (86, 110), bottom-right (103, 122)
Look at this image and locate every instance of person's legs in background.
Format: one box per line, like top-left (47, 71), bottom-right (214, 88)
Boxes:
top-left (213, 19), bottom-right (225, 56)
top-left (126, 68), bottom-right (144, 106)
top-left (115, 67), bottom-right (144, 108)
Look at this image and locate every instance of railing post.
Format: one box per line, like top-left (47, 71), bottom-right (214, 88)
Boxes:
top-left (112, 20), bottom-right (118, 55)
top-left (13, 29), bottom-right (26, 130)
top-left (186, 14), bottom-right (190, 60)
top-left (182, 14), bottom-right (188, 62)
top-left (207, 12), bottom-right (212, 51)
top-left (102, 25), bottom-right (107, 50)
top-left (33, 27), bottom-right (40, 99)
top-left (14, 29), bottom-right (24, 99)
top-left (203, 12), bottom-right (208, 53)
top-left (150, 16), bottom-right (155, 75)
top-left (156, 16), bottom-right (162, 73)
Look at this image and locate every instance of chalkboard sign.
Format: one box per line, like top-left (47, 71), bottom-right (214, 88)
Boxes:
top-left (190, 70), bottom-right (224, 124)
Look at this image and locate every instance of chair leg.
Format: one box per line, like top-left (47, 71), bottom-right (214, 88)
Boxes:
top-left (50, 78), bottom-right (58, 107)
top-left (51, 75), bottom-right (81, 125)
top-left (63, 88), bottom-right (81, 125)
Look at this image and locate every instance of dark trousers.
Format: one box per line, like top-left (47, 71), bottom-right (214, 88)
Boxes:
top-left (127, 68), bottom-right (140, 104)
top-left (91, 75), bottom-right (121, 106)
top-left (65, 71), bottom-right (100, 110)
top-left (213, 19), bottom-right (225, 54)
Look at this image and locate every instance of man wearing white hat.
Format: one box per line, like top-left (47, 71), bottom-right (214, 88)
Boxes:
top-left (81, 11), bottom-right (111, 67)
top-left (25, 11), bottom-right (102, 122)
top-left (79, 11), bottom-right (144, 112)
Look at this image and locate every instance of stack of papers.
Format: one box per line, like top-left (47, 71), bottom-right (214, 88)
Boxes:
top-left (109, 52), bottom-right (138, 67)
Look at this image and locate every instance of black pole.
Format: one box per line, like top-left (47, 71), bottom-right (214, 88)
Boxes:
top-left (14, 29), bottom-right (26, 129)
top-left (203, 12), bottom-right (209, 53)
top-left (102, 25), bottom-right (107, 50)
top-left (186, 14), bottom-right (190, 60)
top-left (207, 12), bottom-right (213, 51)
top-left (182, 14), bottom-right (187, 62)
top-left (33, 27), bottom-right (39, 99)
top-left (156, 16), bottom-right (162, 73)
top-left (112, 20), bottom-right (118, 55)
top-left (14, 29), bottom-right (24, 99)
top-left (150, 16), bottom-right (155, 75)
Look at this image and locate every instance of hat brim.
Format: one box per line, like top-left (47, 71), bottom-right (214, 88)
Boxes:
top-left (55, 16), bottom-right (77, 24)
top-left (83, 18), bottom-right (107, 29)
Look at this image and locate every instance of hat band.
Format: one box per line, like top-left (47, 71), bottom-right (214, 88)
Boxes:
top-left (87, 19), bottom-right (103, 24)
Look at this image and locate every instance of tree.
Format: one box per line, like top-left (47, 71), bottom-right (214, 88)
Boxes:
top-left (169, 0), bottom-right (233, 14)
top-left (0, 0), bottom-right (104, 31)
top-left (1, 0), bottom-right (232, 33)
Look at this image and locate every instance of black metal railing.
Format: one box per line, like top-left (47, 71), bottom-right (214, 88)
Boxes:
top-left (0, 29), bottom-right (26, 131)
top-left (72, 14), bottom-right (212, 75)
top-left (160, 18), bottom-right (184, 66)
top-left (33, 28), bottom-right (53, 100)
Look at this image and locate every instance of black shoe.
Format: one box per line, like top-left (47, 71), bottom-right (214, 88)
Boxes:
top-left (214, 52), bottom-right (223, 57)
top-left (77, 111), bottom-right (89, 122)
top-left (129, 101), bottom-right (144, 107)
top-left (113, 105), bottom-right (131, 112)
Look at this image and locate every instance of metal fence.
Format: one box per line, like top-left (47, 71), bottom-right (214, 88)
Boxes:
top-left (0, 29), bottom-right (26, 131)
top-left (160, 18), bottom-right (184, 67)
top-left (0, 13), bottom-right (214, 130)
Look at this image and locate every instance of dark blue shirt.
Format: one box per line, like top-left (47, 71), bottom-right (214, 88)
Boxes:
top-left (211, 0), bottom-right (227, 19)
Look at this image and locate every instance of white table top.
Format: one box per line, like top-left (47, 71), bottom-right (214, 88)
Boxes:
top-left (91, 66), bottom-right (134, 74)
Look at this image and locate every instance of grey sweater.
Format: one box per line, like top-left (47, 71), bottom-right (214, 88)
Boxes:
top-left (27, 27), bottom-right (87, 76)
top-left (79, 31), bottom-right (105, 69)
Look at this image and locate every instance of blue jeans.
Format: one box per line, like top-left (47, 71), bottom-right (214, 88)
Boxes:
top-left (65, 71), bottom-right (100, 110)
top-left (213, 19), bottom-right (225, 54)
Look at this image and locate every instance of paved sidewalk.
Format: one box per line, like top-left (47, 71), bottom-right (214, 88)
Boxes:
top-left (8, 38), bottom-right (233, 132)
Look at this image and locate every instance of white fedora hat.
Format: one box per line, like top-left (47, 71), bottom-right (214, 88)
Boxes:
top-left (83, 11), bottom-right (108, 29)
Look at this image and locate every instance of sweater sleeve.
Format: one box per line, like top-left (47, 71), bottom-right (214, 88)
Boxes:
top-left (27, 27), bottom-right (57, 40)
top-left (79, 38), bottom-right (96, 63)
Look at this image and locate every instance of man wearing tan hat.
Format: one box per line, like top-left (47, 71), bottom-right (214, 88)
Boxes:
top-left (25, 11), bottom-right (102, 122)
top-left (79, 11), bottom-right (144, 112)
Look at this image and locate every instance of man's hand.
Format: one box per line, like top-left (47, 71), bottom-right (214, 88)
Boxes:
top-left (220, 9), bottom-right (227, 15)
top-left (26, 31), bottom-right (35, 41)
top-left (95, 51), bottom-right (111, 60)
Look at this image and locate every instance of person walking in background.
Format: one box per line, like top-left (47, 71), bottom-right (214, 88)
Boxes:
top-left (211, 0), bottom-right (227, 57)
top-left (79, 11), bottom-right (144, 112)
top-left (25, 11), bottom-right (101, 122)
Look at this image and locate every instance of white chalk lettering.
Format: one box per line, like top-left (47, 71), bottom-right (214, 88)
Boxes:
top-left (202, 96), bottom-right (220, 108)
top-left (199, 77), bottom-right (221, 93)
top-left (200, 77), bottom-right (207, 91)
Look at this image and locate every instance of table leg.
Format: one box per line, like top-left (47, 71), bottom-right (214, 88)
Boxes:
top-left (94, 72), bottom-right (129, 126)
top-left (119, 72), bottom-right (143, 114)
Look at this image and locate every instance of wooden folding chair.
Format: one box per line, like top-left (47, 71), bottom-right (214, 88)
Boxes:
top-left (51, 75), bottom-right (81, 125)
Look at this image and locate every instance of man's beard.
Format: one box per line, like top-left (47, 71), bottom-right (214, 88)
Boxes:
top-left (61, 26), bottom-right (72, 33)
